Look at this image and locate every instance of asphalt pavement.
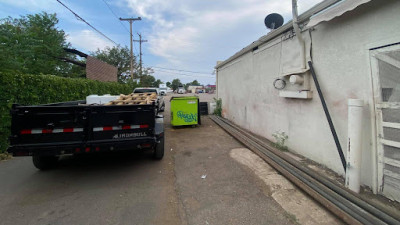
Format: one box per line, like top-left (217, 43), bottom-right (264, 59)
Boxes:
top-left (0, 93), bottom-right (295, 225)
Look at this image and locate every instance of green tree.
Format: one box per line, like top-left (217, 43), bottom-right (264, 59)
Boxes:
top-left (139, 75), bottom-right (156, 87)
top-left (191, 80), bottom-right (200, 86)
top-left (153, 79), bottom-right (163, 87)
top-left (0, 12), bottom-right (82, 76)
top-left (184, 80), bottom-right (201, 90)
top-left (166, 81), bottom-right (171, 88)
top-left (91, 45), bottom-right (135, 82)
top-left (171, 78), bottom-right (182, 91)
top-left (184, 82), bottom-right (191, 90)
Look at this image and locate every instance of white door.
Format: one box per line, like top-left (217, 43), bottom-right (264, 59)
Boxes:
top-left (370, 44), bottom-right (400, 201)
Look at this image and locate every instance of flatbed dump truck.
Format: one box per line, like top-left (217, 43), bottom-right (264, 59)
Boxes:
top-left (7, 99), bottom-right (164, 170)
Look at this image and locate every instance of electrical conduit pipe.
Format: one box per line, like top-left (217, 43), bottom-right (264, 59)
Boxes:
top-left (292, 0), bottom-right (306, 70)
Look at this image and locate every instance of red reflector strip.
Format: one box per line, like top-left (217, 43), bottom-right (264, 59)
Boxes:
top-left (63, 128), bottom-right (74, 133)
top-left (122, 125), bottom-right (131, 130)
top-left (103, 126), bottom-right (113, 131)
top-left (93, 125), bottom-right (150, 132)
top-left (42, 129), bottom-right (53, 134)
top-left (20, 129), bottom-right (32, 135)
top-left (20, 127), bottom-right (83, 134)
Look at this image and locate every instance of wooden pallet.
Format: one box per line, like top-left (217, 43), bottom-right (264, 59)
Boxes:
top-left (104, 93), bottom-right (157, 105)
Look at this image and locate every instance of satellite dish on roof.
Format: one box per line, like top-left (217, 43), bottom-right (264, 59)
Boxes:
top-left (264, 13), bottom-right (284, 29)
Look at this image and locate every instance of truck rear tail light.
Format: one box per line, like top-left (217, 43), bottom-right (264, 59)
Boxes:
top-left (15, 151), bottom-right (29, 156)
top-left (85, 147), bottom-right (90, 153)
top-left (141, 143), bottom-right (152, 148)
top-left (95, 147), bottom-right (100, 152)
top-left (75, 148), bottom-right (81, 153)
top-left (140, 124), bottom-right (149, 128)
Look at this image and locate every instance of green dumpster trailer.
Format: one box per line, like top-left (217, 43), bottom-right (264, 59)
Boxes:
top-left (170, 96), bottom-right (201, 126)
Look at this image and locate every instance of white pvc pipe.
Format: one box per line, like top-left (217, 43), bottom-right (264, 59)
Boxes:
top-left (345, 99), bottom-right (364, 193)
top-left (292, 0), bottom-right (306, 69)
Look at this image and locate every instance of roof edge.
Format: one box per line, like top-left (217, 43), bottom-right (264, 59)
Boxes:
top-left (215, 0), bottom-right (342, 69)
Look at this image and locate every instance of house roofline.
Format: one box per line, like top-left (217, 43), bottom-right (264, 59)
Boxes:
top-left (215, 0), bottom-right (342, 69)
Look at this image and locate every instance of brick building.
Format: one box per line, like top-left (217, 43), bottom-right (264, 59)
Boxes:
top-left (86, 56), bottom-right (117, 82)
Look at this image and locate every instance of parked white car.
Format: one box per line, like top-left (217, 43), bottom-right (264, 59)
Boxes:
top-left (177, 87), bottom-right (185, 94)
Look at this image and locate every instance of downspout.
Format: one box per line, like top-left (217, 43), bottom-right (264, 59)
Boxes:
top-left (292, 0), bottom-right (306, 70)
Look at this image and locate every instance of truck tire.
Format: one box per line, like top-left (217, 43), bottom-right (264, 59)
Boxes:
top-left (159, 103), bottom-right (165, 112)
top-left (153, 138), bottom-right (164, 160)
top-left (32, 155), bottom-right (59, 170)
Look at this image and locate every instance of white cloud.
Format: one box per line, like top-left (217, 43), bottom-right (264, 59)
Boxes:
top-left (66, 30), bottom-right (115, 53)
top-left (124, 0), bottom-right (323, 75)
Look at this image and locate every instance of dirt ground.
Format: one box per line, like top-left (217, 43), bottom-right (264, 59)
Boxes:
top-left (164, 93), bottom-right (297, 224)
top-left (166, 93), bottom-right (348, 225)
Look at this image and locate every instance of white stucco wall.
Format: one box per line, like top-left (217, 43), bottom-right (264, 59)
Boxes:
top-left (216, 0), bottom-right (400, 188)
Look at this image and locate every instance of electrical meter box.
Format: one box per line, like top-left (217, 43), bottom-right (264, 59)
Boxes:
top-left (170, 96), bottom-right (201, 126)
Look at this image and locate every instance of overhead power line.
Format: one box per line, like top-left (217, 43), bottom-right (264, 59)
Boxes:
top-left (151, 67), bottom-right (215, 78)
top-left (101, 0), bottom-right (130, 35)
top-left (56, 0), bottom-right (118, 45)
top-left (100, 0), bottom-right (139, 53)
top-left (145, 65), bottom-right (214, 75)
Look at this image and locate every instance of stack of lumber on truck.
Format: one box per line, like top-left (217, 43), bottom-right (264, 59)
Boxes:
top-left (105, 93), bottom-right (157, 105)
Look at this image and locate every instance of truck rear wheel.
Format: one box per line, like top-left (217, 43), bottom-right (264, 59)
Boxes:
top-left (159, 103), bottom-right (165, 112)
top-left (32, 155), bottom-right (59, 170)
top-left (153, 138), bottom-right (164, 160)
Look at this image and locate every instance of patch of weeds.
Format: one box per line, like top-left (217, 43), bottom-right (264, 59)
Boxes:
top-left (272, 131), bottom-right (289, 151)
top-left (213, 98), bottom-right (222, 116)
top-left (0, 153), bottom-right (12, 161)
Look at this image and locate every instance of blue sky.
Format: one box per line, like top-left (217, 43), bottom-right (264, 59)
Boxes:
top-left (0, 0), bottom-right (322, 85)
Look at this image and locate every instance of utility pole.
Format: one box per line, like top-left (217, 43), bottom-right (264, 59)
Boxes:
top-left (119, 17), bottom-right (141, 80)
top-left (133, 33), bottom-right (148, 77)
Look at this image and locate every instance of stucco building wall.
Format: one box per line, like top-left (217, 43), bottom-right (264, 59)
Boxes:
top-left (216, 0), bottom-right (400, 189)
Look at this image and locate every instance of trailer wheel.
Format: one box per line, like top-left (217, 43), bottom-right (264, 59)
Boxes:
top-left (32, 155), bottom-right (59, 170)
top-left (153, 138), bottom-right (164, 160)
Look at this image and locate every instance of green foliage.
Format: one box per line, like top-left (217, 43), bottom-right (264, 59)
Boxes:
top-left (166, 81), bottom-right (171, 88)
top-left (213, 98), bottom-right (222, 116)
top-left (0, 153), bottom-right (11, 161)
top-left (0, 12), bottom-right (83, 77)
top-left (272, 131), bottom-right (289, 151)
top-left (139, 75), bottom-right (156, 87)
top-left (0, 72), bottom-right (133, 153)
top-left (171, 78), bottom-right (182, 91)
top-left (191, 80), bottom-right (200, 86)
top-left (153, 79), bottom-right (163, 88)
top-left (184, 80), bottom-right (202, 89)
